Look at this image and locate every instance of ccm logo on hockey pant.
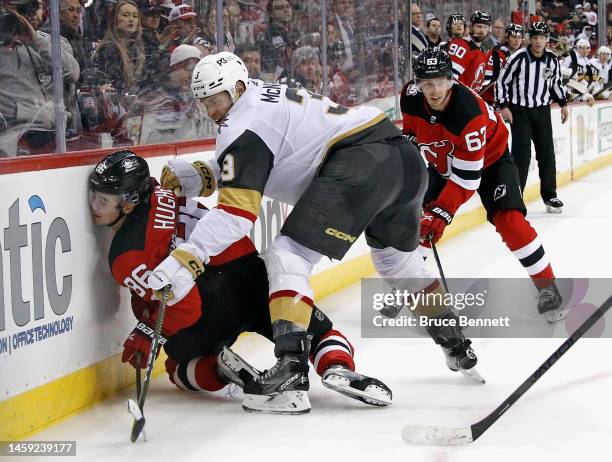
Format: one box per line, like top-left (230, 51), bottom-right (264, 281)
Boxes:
top-left (325, 228), bottom-right (357, 243)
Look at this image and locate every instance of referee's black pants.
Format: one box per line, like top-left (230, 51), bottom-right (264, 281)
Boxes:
top-left (509, 104), bottom-right (557, 202)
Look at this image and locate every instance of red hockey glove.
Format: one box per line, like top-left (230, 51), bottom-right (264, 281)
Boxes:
top-left (122, 321), bottom-right (168, 369)
top-left (420, 202), bottom-right (453, 247)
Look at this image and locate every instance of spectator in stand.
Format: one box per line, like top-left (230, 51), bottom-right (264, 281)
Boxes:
top-left (583, 2), bottom-right (597, 27)
top-left (483, 18), bottom-right (505, 50)
top-left (576, 25), bottom-right (593, 44)
top-left (94, 0), bottom-right (146, 96)
top-left (235, 44), bottom-right (262, 80)
top-left (511, 0), bottom-right (542, 27)
top-left (260, 0), bottom-right (299, 80)
top-left (330, 0), bottom-right (355, 71)
top-left (278, 45), bottom-right (323, 93)
top-left (58, 0), bottom-right (93, 72)
top-left (0, 2), bottom-right (76, 155)
top-left (425, 17), bottom-right (442, 47)
top-left (327, 40), bottom-right (352, 106)
top-left (167, 5), bottom-right (199, 51)
top-left (138, 0), bottom-right (170, 91)
top-left (410, 3), bottom-right (428, 54)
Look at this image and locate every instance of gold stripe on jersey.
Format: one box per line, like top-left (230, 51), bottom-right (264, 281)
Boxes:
top-left (218, 187), bottom-right (262, 218)
top-left (320, 113), bottom-right (388, 169)
top-left (269, 297), bottom-right (313, 329)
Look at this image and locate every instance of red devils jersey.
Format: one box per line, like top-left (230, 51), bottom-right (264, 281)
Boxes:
top-left (447, 38), bottom-right (489, 92)
top-left (482, 44), bottom-right (511, 104)
top-left (400, 82), bottom-right (508, 214)
top-left (108, 186), bottom-right (256, 335)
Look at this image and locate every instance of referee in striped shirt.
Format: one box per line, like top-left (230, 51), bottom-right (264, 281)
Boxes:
top-left (496, 22), bottom-right (569, 213)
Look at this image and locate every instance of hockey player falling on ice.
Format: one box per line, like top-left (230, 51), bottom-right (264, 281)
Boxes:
top-left (447, 11), bottom-right (491, 92)
top-left (151, 51), bottom-right (482, 414)
top-left (400, 47), bottom-right (566, 322)
top-left (88, 150), bottom-right (392, 414)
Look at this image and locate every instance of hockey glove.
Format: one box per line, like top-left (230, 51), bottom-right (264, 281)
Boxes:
top-left (160, 159), bottom-right (216, 198)
top-left (122, 320), bottom-right (168, 369)
top-left (147, 244), bottom-right (204, 305)
top-left (420, 202), bottom-right (453, 247)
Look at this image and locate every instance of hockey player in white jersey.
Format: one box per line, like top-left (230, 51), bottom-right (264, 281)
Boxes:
top-left (150, 51), bottom-right (482, 413)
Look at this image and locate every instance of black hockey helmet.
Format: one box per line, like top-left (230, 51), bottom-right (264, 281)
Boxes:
top-left (528, 21), bottom-right (549, 37)
top-left (89, 150), bottom-right (151, 205)
top-left (446, 13), bottom-right (465, 34)
top-left (470, 10), bottom-right (491, 26)
top-left (413, 47), bottom-right (452, 80)
top-left (505, 23), bottom-right (524, 36)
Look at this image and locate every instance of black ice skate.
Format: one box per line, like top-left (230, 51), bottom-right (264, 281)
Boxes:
top-left (545, 197), bottom-right (563, 214)
top-left (440, 337), bottom-right (485, 384)
top-left (216, 347), bottom-right (261, 388)
top-left (242, 333), bottom-right (312, 415)
top-left (322, 365), bottom-right (392, 406)
top-left (425, 312), bottom-right (485, 384)
top-left (537, 283), bottom-right (567, 323)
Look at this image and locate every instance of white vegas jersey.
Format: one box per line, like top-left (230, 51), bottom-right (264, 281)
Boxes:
top-left (214, 79), bottom-right (386, 205)
top-left (181, 80), bottom-right (391, 263)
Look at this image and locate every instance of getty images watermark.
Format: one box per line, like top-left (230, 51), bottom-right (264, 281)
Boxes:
top-left (371, 287), bottom-right (510, 329)
top-left (361, 278), bottom-right (611, 338)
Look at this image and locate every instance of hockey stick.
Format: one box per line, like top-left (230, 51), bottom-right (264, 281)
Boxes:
top-left (135, 354), bottom-right (142, 400)
top-left (429, 237), bottom-right (448, 292)
top-left (128, 285), bottom-right (170, 443)
top-left (401, 295), bottom-right (612, 445)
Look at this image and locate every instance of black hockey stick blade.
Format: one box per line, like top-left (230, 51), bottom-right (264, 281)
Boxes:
top-left (402, 295), bottom-right (612, 446)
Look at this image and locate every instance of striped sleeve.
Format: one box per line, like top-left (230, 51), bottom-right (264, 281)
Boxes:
top-left (548, 53), bottom-right (568, 107)
top-left (496, 50), bottom-right (522, 107)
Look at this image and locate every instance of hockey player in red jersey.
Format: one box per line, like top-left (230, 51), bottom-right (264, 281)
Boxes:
top-left (447, 11), bottom-right (491, 92)
top-left (401, 48), bottom-right (566, 323)
top-left (88, 150), bottom-right (392, 414)
top-left (481, 24), bottom-right (524, 105)
top-left (445, 13), bottom-right (466, 41)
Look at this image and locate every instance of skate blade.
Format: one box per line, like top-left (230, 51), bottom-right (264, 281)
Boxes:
top-left (459, 367), bottom-right (485, 384)
top-left (545, 205), bottom-right (563, 214)
top-left (242, 390), bottom-right (311, 415)
top-left (322, 374), bottom-right (392, 406)
top-left (542, 308), bottom-right (569, 323)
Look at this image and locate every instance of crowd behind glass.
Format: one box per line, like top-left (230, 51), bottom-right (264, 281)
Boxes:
top-left (0, 0), bottom-right (610, 157)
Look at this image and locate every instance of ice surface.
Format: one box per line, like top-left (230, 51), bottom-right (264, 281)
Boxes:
top-left (30, 166), bottom-right (612, 461)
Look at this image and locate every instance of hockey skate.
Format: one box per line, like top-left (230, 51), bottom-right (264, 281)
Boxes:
top-left (242, 333), bottom-right (312, 415)
top-left (216, 347), bottom-right (261, 388)
top-left (544, 198), bottom-right (563, 214)
top-left (322, 365), bottom-right (392, 406)
top-left (537, 283), bottom-right (567, 323)
top-left (426, 312), bottom-right (485, 384)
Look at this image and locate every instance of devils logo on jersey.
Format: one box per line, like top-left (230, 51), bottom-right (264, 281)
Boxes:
top-left (473, 63), bottom-right (486, 91)
top-left (420, 140), bottom-right (455, 177)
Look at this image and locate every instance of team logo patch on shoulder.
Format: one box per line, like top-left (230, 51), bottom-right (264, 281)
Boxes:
top-left (493, 184), bottom-right (507, 201)
top-left (543, 67), bottom-right (553, 80)
top-left (406, 84), bottom-right (419, 96)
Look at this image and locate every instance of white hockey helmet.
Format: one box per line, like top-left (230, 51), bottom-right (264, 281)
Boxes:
top-left (575, 39), bottom-right (590, 49)
top-left (191, 52), bottom-right (249, 102)
top-left (597, 46), bottom-right (611, 57)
